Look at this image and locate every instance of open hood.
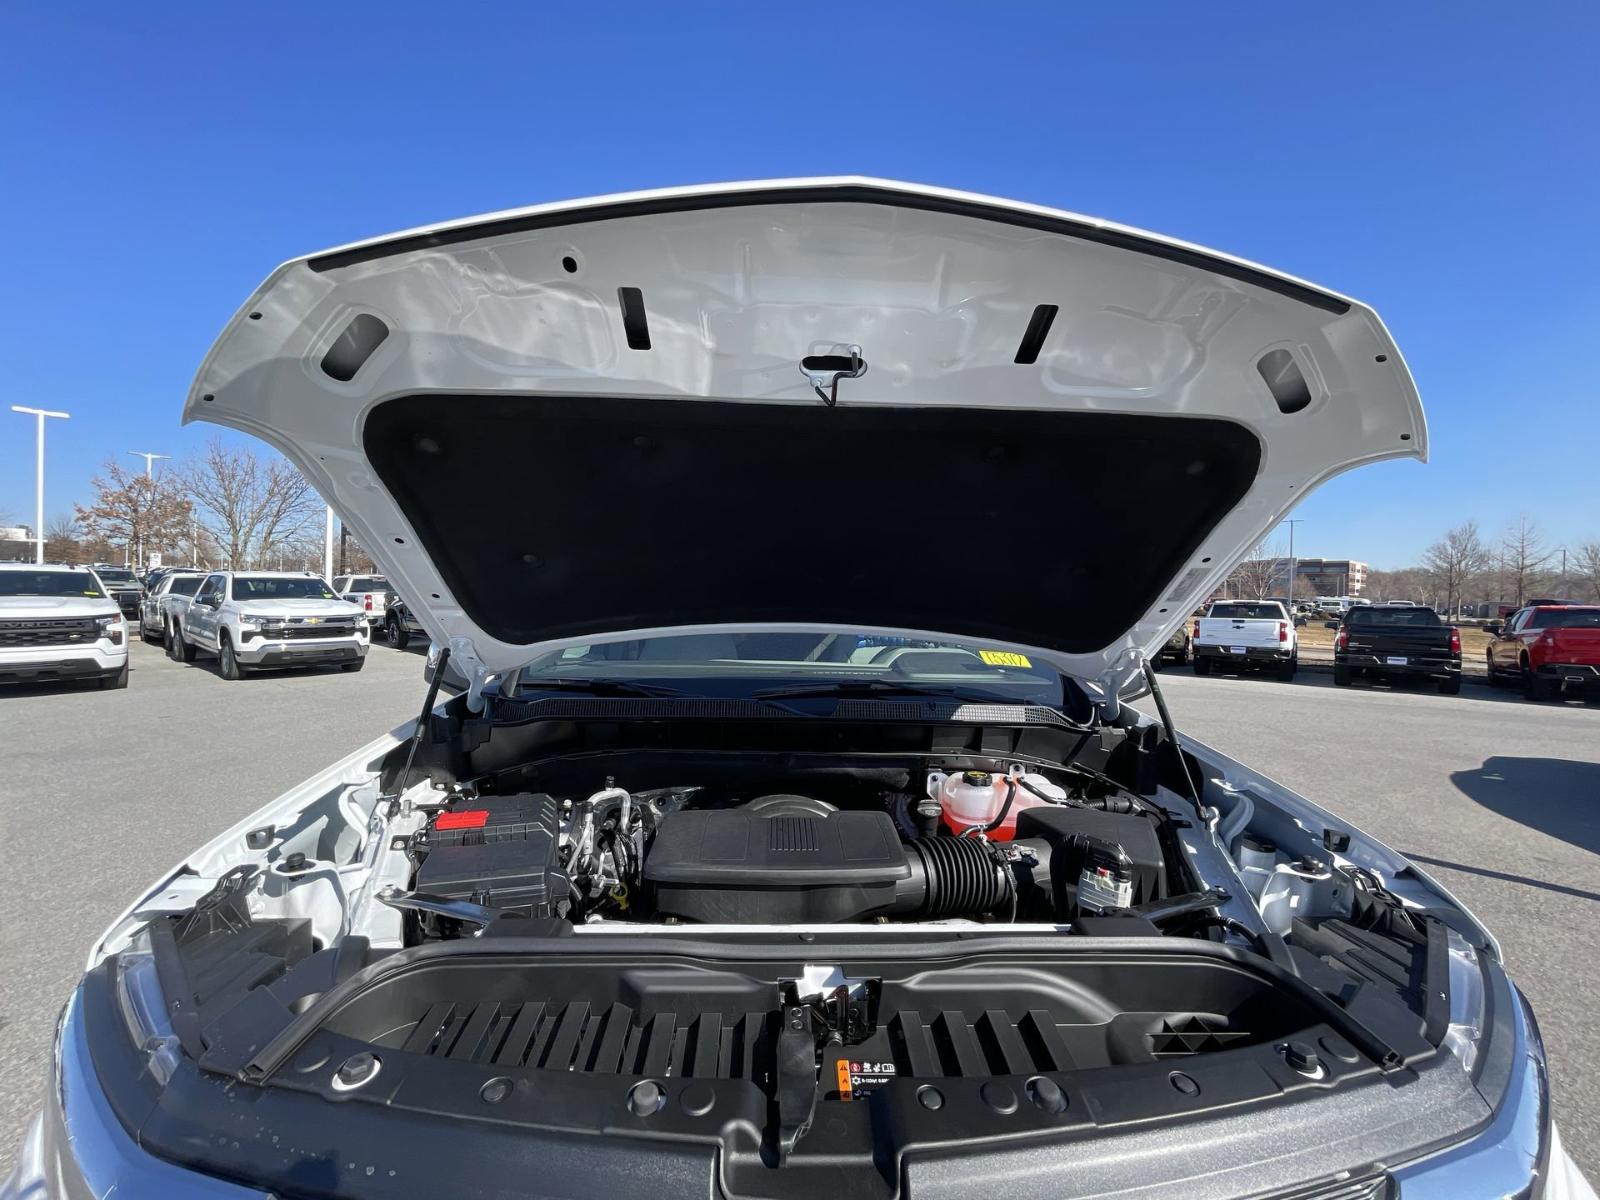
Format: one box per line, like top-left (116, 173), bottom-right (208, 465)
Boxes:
top-left (184, 178), bottom-right (1423, 695)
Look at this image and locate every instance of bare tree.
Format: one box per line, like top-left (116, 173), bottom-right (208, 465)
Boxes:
top-left (1226, 544), bottom-right (1285, 600)
top-left (1575, 541), bottom-right (1600, 603)
top-left (1421, 521), bottom-right (1490, 617)
top-left (43, 513), bottom-right (83, 562)
top-left (1499, 517), bottom-right (1551, 608)
top-left (181, 438), bottom-right (319, 569)
top-left (74, 459), bottom-right (193, 570)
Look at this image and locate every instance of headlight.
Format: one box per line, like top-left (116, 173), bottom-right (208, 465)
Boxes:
top-left (238, 615), bottom-right (269, 627)
top-left (1442, 927), bottom-right (1486, 1073)
top-left (113, 928), bottom-right (182, 1085)
top-left (95, 614), bottom-right (124, 645)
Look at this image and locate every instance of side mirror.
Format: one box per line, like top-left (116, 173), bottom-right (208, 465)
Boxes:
top-left (1485, 622), bottom-right (1501, 636)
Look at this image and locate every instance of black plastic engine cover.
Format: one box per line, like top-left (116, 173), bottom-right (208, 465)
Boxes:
top-left (415, 793), bottom-right (569, 917)
top-left (645, 809), bottom-right (910, 923)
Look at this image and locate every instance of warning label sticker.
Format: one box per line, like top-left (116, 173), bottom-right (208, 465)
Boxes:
top-left (835, 1057), bottom-right (897, 1101)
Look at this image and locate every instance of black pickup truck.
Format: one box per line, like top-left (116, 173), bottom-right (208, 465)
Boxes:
top-left (1331, 604), bottom-right (1461, 693)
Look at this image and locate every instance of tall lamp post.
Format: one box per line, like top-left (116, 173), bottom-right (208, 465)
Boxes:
top-left (1282, 519), bottom-right (1305, 606)
top-left (11, 405), bottom-right (71, 564)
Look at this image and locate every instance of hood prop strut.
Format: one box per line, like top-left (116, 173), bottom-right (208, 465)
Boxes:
top-left (1140, 656), bottom-right (1204, 808)
top-left (387, 646), bottom-right (450, 810)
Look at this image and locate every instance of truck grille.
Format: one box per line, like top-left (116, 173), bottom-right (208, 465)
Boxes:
top-left (0, 617), bottom-right (99, 648)
top-left (276, 621), bottom-right (357, 640)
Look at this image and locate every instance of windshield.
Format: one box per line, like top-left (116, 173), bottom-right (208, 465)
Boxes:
top-left (1528, 608), bottom-right (1600, 629)
top-left (349, 576), bottom-right (388, 592)
top-left (1208, 603), bottom-right (1284, 620)
top-left (230, 576), bottom-right (338, 601)
top-left (94, 568), bottom-right (136, 585)
top-left (0, 570), bottom-right (106, 598)
top-left (517, 631), bottom-right (1063, 699)
top-left (1347, 607), bottom-right (1443, 627)
top-left (166, 576), bottom-right (204, 597)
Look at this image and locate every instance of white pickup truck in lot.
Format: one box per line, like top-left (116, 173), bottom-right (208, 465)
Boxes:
top-left (0, 562), bottom-right (129, 689)
top-left (1192, 599), bottom-right (1298, 680)
top-left (170, 570), bottom-right (368, 679)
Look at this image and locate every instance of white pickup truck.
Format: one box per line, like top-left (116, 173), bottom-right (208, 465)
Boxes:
top-left (0, 562), bottom-right (129, 689)
top-left (171, 570), bottom-right (368, 679)
top-left (1191, 599), bottom-right (1298, 680)
top-left (331, 573), bottom-right (392, 629)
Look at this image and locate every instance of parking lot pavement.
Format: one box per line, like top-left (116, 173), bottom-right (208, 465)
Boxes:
top-left (0, 647), bottom-right (1595, 1177)
top-left (1143, 668), bottom-right (1600, 1178)
top-left (0, 635), bottom-right (431, 1171)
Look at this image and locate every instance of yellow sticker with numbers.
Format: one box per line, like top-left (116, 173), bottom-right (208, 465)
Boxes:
top-left (979, 650), bottom-right (1032, 668)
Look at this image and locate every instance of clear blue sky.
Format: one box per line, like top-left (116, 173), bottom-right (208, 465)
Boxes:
top-left (3, 4), bottom-right (1596, 568)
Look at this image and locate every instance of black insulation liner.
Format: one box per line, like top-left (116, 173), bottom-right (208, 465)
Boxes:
top-left (362, 395), bottom-right (1262, 654)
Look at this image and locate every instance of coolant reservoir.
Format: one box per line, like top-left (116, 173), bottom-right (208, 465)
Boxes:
top-left (931, 769), bottom-right (1067, 840)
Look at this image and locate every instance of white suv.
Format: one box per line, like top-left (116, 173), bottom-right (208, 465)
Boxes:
top-left (170, 570), bottom-right (367, 679)
top-left (0, 562), bottom-right (129, 689)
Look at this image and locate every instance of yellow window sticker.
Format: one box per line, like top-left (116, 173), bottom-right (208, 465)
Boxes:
top-left (979, 650), bottom-right (1031, 668)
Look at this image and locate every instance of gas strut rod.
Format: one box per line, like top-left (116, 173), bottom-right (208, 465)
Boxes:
top-left (390, 646), bottom-right (449, 805)
top-left (1141, 657), bottom-right (1204, 808)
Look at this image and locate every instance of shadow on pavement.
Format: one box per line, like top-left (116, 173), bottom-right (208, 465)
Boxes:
top-left (1403, 849), bottom-right (1600, 905)
top-left (1449, 756), bottom-right (1600, 859)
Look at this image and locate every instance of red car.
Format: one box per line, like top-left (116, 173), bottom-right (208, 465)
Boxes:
top-left (1484, 604), bottom-right (1600, 699)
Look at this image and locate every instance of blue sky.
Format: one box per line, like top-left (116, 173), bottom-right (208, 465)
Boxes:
top-left (2, 3), bottom-right (1596, 568)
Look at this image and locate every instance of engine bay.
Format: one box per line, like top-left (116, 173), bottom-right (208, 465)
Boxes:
top-left (388, 754), bottom-right (1188, 942)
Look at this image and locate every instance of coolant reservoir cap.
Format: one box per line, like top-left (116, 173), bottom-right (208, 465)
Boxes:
top-left (962, 771), bottom-right (994, 786)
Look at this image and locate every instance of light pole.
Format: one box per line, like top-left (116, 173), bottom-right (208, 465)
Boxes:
top-left (11, 405), bottom-right (70, 564)
top-left (1281, 519), bottom-right (1305, 605)
top-left (125, 452), bottom-right (171, 572)
top-left (127, 451), bottom-right (170, 478)
top-left (323, 506), bottom-right (335, 582)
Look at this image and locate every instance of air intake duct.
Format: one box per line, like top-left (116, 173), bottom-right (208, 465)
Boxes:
top-left (894, 836), bottom-right (1015, 920)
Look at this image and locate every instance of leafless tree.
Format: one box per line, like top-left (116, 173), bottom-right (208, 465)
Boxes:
top-left (181, 438), bottom-right (319, 569)
top-left (1575, 541), bottom-right (1600, 603)
top-left (1421, 521), bottom-right (1490, 617)
top-left (74, 459), bottom-right (193, 570)
top-left (1226, 543), bottom-right (1285, 600)
top-left (1499, 517), bottom-right (1551, 608)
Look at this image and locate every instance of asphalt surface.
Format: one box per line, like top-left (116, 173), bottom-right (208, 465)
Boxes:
top-left (1, 640), bottom-right (1596, 1179)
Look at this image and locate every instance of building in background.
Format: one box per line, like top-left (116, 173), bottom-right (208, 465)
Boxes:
top-left (1294, 558), bottom-right (1369, 597)
top-left (1228, 556), bottom-right (1369, 599)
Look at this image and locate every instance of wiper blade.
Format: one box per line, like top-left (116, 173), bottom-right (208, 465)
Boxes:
top-left (751, 679), bottom-right (1020, 704)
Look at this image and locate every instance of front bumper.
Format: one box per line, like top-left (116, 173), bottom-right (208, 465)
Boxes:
top-left (109, 592), bottom-right (142, 617)
top-left (234, 635), bottom-right (366, 667)
top-left (0, 643), bottom-right (126, 685)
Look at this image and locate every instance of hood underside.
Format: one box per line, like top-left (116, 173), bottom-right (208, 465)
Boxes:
top-left (184, 177), bottom-right (1424, 690)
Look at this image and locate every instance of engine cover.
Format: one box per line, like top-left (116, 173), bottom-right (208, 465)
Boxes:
top-left (645, 809), bottom-right (910, 924)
